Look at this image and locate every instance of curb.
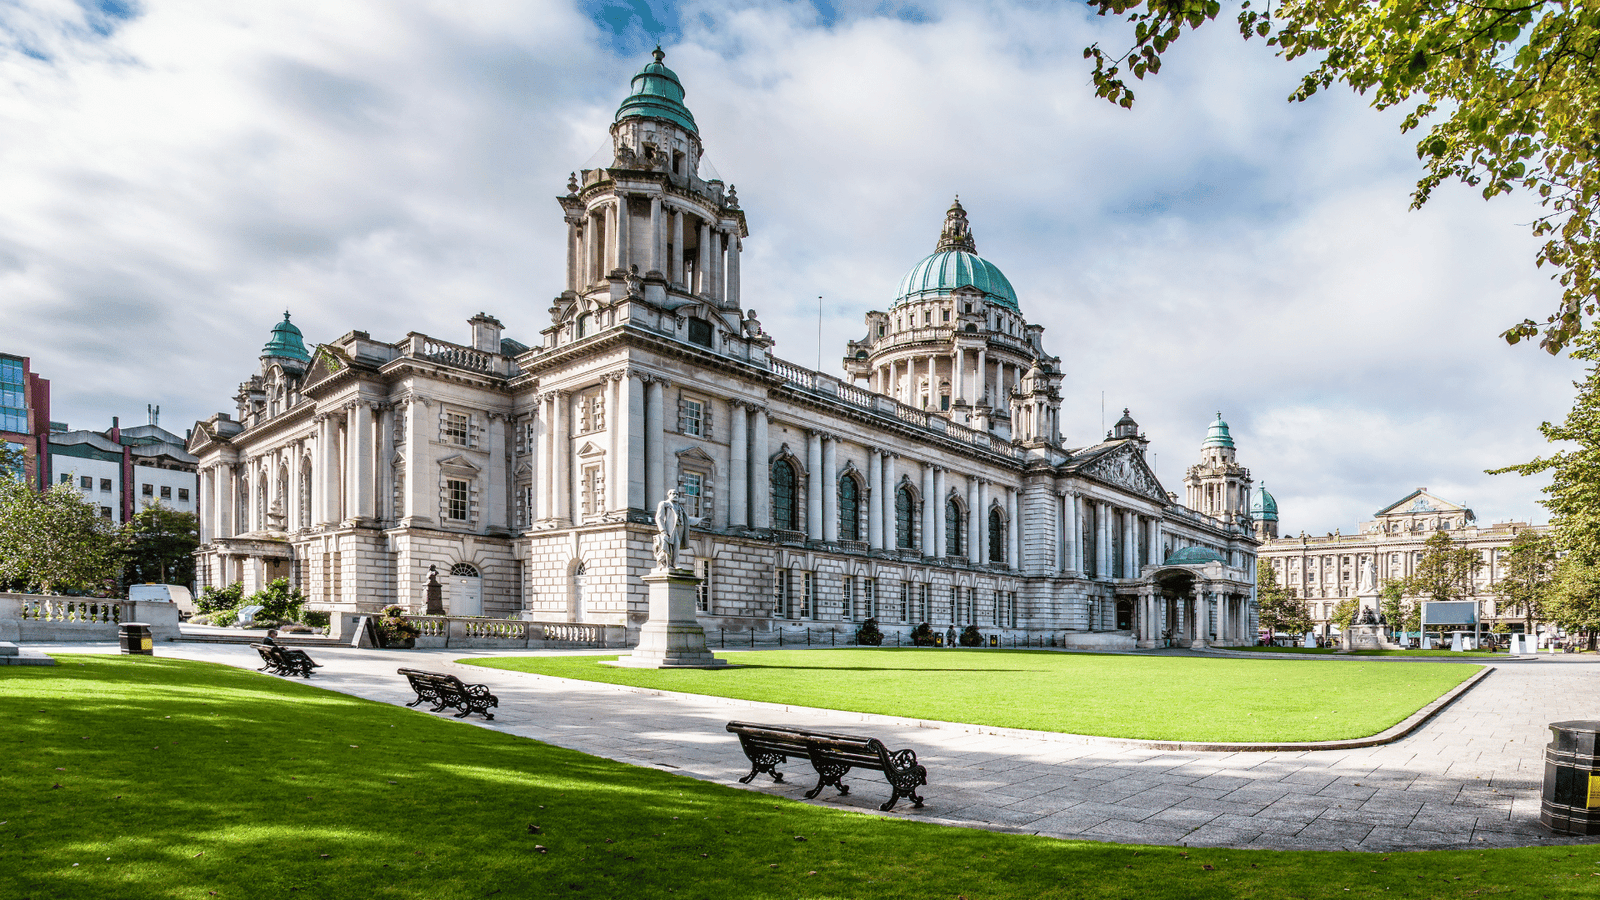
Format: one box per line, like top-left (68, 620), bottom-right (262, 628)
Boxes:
top-left (451, 656), bottom-right (1497, 753)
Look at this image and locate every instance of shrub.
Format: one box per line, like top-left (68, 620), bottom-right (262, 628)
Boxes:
top-left (197, 582), bottom-right (244, 615)
top-left (212, 608), bottom-right (239, 627)
top-left (959, 625), bottom-right (984, 647)
top-left (301, 609), bottom-right (331, 631)
top-left (910, 623), bottom-right (935, 646)
top-left (377, 604), bottom-right (420, 646)
top-left (245, 578), bottom-right (305, 623)
top-left (187, 613), bottom-right (213, 626)
top-left (855, 617), bottom-right (884, 646)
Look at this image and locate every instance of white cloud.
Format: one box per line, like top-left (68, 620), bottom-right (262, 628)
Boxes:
top-left (0, 0), bottom-right (1578, 531)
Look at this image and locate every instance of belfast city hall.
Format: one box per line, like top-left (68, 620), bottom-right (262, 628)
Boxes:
top-left (187, 50), bottom-right (1262, 649)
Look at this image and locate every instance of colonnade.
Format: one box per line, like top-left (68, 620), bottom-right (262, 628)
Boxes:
top-left (1130, 586), bottom-right (1253, 648)
top-left (1055, 495), bottom-right (1163, 579)
top-left (870, 350), bottom-right (1032, 410)
top-left (568, 195), bottom-right (741, 307)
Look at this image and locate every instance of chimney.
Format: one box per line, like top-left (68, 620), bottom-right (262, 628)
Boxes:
top-left (470, 312), bottom-right (504, 353)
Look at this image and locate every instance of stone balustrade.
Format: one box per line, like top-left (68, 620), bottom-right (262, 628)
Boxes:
top-left (0, 593), bottom-right (182, 642)
top-left (398, 614), bottom-right (624, 649)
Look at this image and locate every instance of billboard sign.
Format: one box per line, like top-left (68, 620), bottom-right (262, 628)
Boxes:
top-left (1421, 600), bottom-right (1478, 626)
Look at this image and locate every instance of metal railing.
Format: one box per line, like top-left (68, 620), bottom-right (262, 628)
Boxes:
top-left (713, 626), bottom-right (1073, 649)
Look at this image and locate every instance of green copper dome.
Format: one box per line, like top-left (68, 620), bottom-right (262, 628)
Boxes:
top-left (1202, 412), bottom-right (1235, 449)
top-left (1165, 545), bottom-right (1226, 565)
top-left (1251, 485), bottom-right (1278, 522)
top-left (893, 198), bottom-right (1019, 310)
top-left (261, 312), bottom-right (311, 364)
top-left (614, 47), bottom-right (697, 136)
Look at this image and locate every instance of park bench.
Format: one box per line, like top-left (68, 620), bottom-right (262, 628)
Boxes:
top-left (397, 667), bottom-right (498, 720)
top-left (725, 721), bottom-right (927, 811)
top-left (250, 643), bottom-right (322, 678)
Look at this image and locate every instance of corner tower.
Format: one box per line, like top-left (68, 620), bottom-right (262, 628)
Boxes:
top-left (845, 198), bottom-right (1062, 444)
top-left (1184, 413), bottom-right (1253, 526)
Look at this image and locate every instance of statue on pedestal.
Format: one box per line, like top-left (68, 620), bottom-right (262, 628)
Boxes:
top-left (425, 564), bottom-right (445, 615)
top-left (653, 488), bottom-right (693, 572)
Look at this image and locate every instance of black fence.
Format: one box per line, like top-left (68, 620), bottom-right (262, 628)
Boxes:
top-left (713, 627), bottom-right (1068, 650)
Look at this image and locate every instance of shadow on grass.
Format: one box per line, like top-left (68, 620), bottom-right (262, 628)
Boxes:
top-left (2, 656), bottom-right (1591, 900)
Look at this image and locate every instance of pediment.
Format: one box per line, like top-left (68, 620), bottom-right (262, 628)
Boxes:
top-left (437, 454), bottom-right (481, 473)
top-left (676, 446), bottom-right (715, 467)
top-left (577, 441), bottom-right (606, 458)
top-left (1375, 489), bottom-right (1470, 518)
top-left (1075, 442), bottom-right (1167, 503)
top-left (301, 345), bottom-right (347, 388)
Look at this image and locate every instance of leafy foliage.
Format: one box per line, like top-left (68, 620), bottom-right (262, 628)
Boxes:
top-left (1378, 579), bottom-right (1418, 635)
top-left (0, 477), bottom-right (122, 594)
top-left (959, 624), bottom-right (985, 647)
top-left (1256, 559), bottom-right (1312, 635)
top-left (1086, 0), bottom-right (1600, 354)
top-left (1489, 530), bottom-right (1557, 629)
top-left (197, 582), bottom-right (244, 615)
top-left (910, 622), bottom-right (936, 646)
top-left (1549, 555), bottom-right (1600, 646)
top-left (246, 578), bottom-right (306, 623)
top-left (854, 617), bottom-right (884, 646)
top-left (377, 604), bottom-right (420, 646)
top-left (1330, 597), bottom-right (1359, 631)
top-left (1402, 531), bottom-right (1484, 604)
top-left (120, 505), bottom-right (198, 588)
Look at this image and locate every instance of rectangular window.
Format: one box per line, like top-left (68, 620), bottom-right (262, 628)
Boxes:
top-left (60, 473), bottom-right (70, 484)
top-left (100, 478), bottom-right (112, 492)
top-left (79, 475), bottom-right (92, 489)
top-left (680, 471), bottom-right (703, 516)
top-left (967, 588), bottom-right (977, 624)
top-left (949, 586), bottom-right (958, 623)
top-left (141, 483), bottom-right (153, 497)
top-left (695, 559), bottom-right (711, 613)
top-left (994, 590), bottom-right (1003, 626)
top-left (178, 488), bottom-right (189, 502)
top-left (800, 571), bottom-right (814, 620)
top-left (446, 478), bottom-right (469, 521)
top-left (774, 568), bottom-right (789, 618)
top-left (682, 398), bottom-right (703, 437)
top-left (99, 507), bottom-right (112, 518)
top-left (445, 411), bottom-right (470, 446)
top-left (862, 577), bottom-right (876, 620)
top-left (160, 485), bottom-right (172, 500)
top-left (899, 582), bottom-right (909, 622)
top-left (1010, 591), bottom-right (1018, 629)
top-left (841, 577), bottom-right (854, 621)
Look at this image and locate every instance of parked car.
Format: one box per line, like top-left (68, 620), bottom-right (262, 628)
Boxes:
top-left (128, 584), bottom-right (196, 620)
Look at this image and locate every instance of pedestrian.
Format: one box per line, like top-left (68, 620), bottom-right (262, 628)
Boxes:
top-left (262, 628), bottom-right (279, 646)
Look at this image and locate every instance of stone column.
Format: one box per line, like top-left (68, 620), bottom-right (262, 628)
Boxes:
top-left (710, 229), bottom-right (724, 305)
top-left (806, 431), bottom-right (823, 539)
top-left (1125, 513), bottom-right (1137, 577)
top-left (553, 391), bottom-right (572, 523)
top-left (867, 449), bottom-right (884, 550)
top-left (967, 476), bottom-right (981, 565)
top-left (616, 195), bottom-right (631, 273)
top-left (198, 467), bottom-right (212, 544)
top-left (625, 372), bottom-right (645, 511)
top-left (1006, 486), bottom-right (1018, 568)
top-left (645, 378), bottom-right (665, 510)
top-left (729, 401), bottom-right (748, 529)
top-left (349, 402), bottom-right (374, 522)
top-left (953, 347), bottom-right (965, 404)
top-left (751, 407), bottom-right (770, 530)
top-left (287, 446), bottom-right (302, 532)
top-left (649, 195), bottom-right (662, 274)
top-left (604, 203), bottom-right (617, 273)
top-left (608, 375), bottom-right (623, 513)
top-left (727, 235), bottom-right (741, 307)
top-left (217, 463), bottom-right (234, 539)
top-left (933, 467), bottom-right (946, 558)
top-left (486, 413), bottom-right (507, 532)
top-left (977, 480), bottom-right (990, 564)
top-left (671, 210), bottom-right (685, 286)
top-left (976, 349), bottom-right (988, 405)
top-left (821, 434), bottom-right (838, 542)
top-left (881, 453), bottom-right (896, 547)
top-left (376, 407), bottom-right (394, 523)
top-left (697, 221), bottom-right (711, 296)
top-left (566, 219), bottom-right (579, 293)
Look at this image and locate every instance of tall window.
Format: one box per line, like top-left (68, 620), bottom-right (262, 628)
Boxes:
top-left (967, 587), bottom-right (977, 623)
top-left (679, 471), bottom-right (703, 516)
top-left (841, 576), bottom-right (855, 620)
top-left (898, 582), bottom-right (909, 622)
top-left (863, 577), bottom-right (876, 619)
top-left (894, 484), bottom-right (915, 549)
top-left (994, 590), bottom-right (1003, 626)
top-left (988, 509), bottom-right (1005, 563)
top-left (772, 460), bottom-right (798, 531)
top-left (800, 571), bottom-right (814, 619)
top-left (773, 568), bottom-right (789, 617)
top-left (695, 559), bottom-right (711, 612)
top-left (945, 497), bottom-right (963, 557)
top-left (447, 479), bottom-right (469, 521)
top-left (1009, 591), bottom-right (1018, 629)
top-left (575, 312), bottom-right (591, 338)
top-left (445, 412), bottom-right (470, 446)
top-left (681, 398), bottom-right (703, 436)
top-left (839, 476), bottom-right (860, 541)
top-left (918, 584), bottom-right (929, 623)
top-left (0, 355), bottom-right (28, 433)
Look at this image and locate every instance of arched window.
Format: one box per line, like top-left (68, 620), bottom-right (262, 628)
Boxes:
top-left (839, 475), bottom-right (861, 542)
top-left (894, 484), bottom-right (915, 549)
top-left (945, 497), bottom-right (963, 557)
top-left (575, 313), bottom-right (591, 339)
top-left (771, 460), bottom-right (798, 532)
top-left (450, 563), bottom-right (479, 577)
top-left (988, 508), bottom-right (1005, 563)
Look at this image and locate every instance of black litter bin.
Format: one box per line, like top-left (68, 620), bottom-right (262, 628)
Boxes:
top-left (1541, 720), bottom-right (1600, 835)
top-left (119, 622), bottom-right (153, 656)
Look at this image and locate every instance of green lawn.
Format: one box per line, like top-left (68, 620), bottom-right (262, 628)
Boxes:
top-left (1231, 646), bottom-right (1503, 658)
top-left (3, 656), bottom-right (1595, 900)
top-left (466, 649), bottom-right (1479, 742)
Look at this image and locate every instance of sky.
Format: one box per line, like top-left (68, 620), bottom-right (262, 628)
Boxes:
top-left (0, 0), bottom-right (1579, 534)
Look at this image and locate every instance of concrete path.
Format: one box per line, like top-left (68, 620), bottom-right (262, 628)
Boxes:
top-left (20, 641), bottom-right (1600, 853)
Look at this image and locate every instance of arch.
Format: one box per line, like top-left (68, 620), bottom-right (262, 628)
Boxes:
top-left (575, 312), bottom-right (592, 339)
top-left (569, 559), bottom-right (588, 623)
top-left (299, 455), bottom-right (313, 528)
top-left (988, 507), bottom-right (1006, 564)
top-left (944, 495), bottom-right (964, 557)
top-left (894, 481), bottom-right (917, 549)
top-left (771, 457), bottom-right (799, 532)
top-left (687, 317), bottom-right (713, 347)
top-left (448, 562), bottom-right (483, 616)
top-left (449, 563), bottom-right (480, 577)
top-left (838, 472), bottom-right (862, 542)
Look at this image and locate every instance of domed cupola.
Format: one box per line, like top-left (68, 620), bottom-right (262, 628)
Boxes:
top-left (893, 198), bottom-right (1019, 310)
top-left (1111, 408), bottom-right (1140, 440)
top-left (1251, 484), bottom-right (1278, 522)
top-left (261, 311), bottom-right (311, 366)
top-left (1202, 412), bottom-right (1235, 449)
top-left (614, 46), bottom-right (697, 135)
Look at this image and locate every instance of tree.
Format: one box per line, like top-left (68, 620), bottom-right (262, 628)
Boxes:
top-left (1256, 559), bottom-right (1312, 635)
top-left (1086, 0), bottom-right (1600, 354)
top-left (1330, 597), bottom-right (1359, 632)
top-left (1378, 579), bottom-right (1418, 638)
top-left (1548, 555), bottom-right (1600, 649)
top-left (1490, 530), bottom-right (1557, 631)
top-left (1403, 530), bottom-right (1484, 604)
top-left (0, 477), bottom-right (123, 594)
top-left (121, 505), bottom-right (199, 588)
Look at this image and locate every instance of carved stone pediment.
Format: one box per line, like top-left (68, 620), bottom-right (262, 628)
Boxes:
top-left (1081, 444), bottom-right (1166, 503)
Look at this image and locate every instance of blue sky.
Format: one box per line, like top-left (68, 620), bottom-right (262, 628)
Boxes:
top-left (0, 0), bottom-right (1577, 532)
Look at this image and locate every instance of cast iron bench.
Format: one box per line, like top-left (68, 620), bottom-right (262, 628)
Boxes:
top-left (397, 667), bottom-right (498, 720)
top-left (251, 643), bottom-right (322, 678)
top-left (725, 720), bottom-right (927, 811)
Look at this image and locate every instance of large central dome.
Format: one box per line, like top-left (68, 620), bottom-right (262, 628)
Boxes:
top-left (892, 198), bottom-right (1018, 310)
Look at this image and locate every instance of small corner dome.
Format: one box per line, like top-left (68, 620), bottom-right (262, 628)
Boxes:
top-left (893, 197), bottom-right (1018, 311)
top-left (1251, 485), bottom-right (1278, 521)
top-left (1165, 545), bottom-right (1225, 566)
top-left (614, 46), bottom-right (698, 136)
top-left (261, 312), bottom-right (311, 364)
top-left (1202, 412), bottom-right (1235, 449)
top-left (1112, 408), bottom-right (1139, 439)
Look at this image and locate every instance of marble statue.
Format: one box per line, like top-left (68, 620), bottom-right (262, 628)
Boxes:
top-left (653, 489), bottom-right (691, 571)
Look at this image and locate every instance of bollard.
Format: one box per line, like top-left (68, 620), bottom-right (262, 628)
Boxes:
top-left (1542, 720), bottom-right (1600, 835)
top-left (119, 622), bottom-right (153, 656)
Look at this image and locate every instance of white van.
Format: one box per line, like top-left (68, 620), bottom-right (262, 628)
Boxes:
top-left (128, 584), bottom-right (196, 619)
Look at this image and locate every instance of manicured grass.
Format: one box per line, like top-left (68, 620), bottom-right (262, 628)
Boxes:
top-left (1232, 646), bottom-right (1504, 658)
top-left (466, 649), bottom-right (1479, 742)
top-left (3, 656), bottom-right (1596, 900)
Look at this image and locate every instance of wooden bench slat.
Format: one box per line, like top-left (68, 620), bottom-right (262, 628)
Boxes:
top-left (726, 721), bottom-right (926, 811)
top-left (397, 668), bottom-right (498, 720)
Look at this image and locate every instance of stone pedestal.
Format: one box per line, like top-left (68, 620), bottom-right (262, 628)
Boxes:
top-left (610, 569), bottom-right (728, 668)
top-left (1341, 624), bottom-right (1399, 651)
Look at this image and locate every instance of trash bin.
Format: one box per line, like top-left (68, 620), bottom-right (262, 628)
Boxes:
top-left (988, 634), bottom-right (999, 648)
top-left (1541, 720), bottom-right (1600, 835)
top-left (119, 622), bottom-right (153, 656)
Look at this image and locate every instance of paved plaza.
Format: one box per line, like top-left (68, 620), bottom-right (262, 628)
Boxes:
top-left (25, 640), bottom-right (1600, 853)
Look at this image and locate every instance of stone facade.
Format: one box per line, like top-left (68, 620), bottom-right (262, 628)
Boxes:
top-left (1259, 487), bottom-right (1551, 636)
top-left (188, 51), bottom-right (1260, 647)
